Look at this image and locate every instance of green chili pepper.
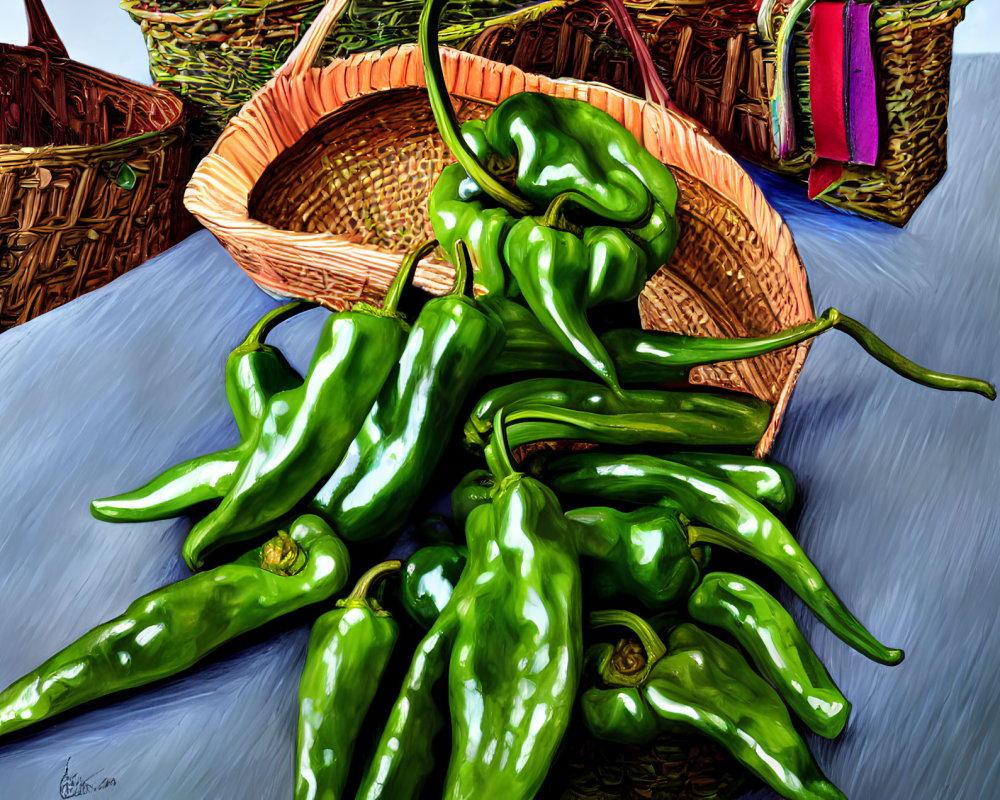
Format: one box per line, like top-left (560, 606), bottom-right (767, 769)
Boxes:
top-left (398, 543), bottom-right (467, 629)
top-left (421, 0), bottom-right (680, 395)
top-left (492, 397), bottom-right (772, 453)
top-left (90, 301), bottom-right (309, 522)
top-left (581, 611), bottom-right (846, 800)
top-left (310, 242), bottom-right (505, 542)
top-left (688, 571), bottom-right (850, 738)
top-left (450, 469), bottom-right (495, 530)
top-left (361, 415), bottom-right (584, 799)
top-left (0, 515), bottom-right (349, 739)
top-left (567, 504), bottom-right (702, 609)
top-left (492, 306), bottom-right (997, 399)
top-left (295, 560), bottom-right (401, 800)
top-left (658, 450), bottom-right (795, 514)
top-left (545, 452), bottom-right (904, 665)
top-left (182, 253), bottom-right (420, 569)
top-left (464, 377), bottom-right (773, 451)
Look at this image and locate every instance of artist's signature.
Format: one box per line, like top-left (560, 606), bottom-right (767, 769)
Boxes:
top-left (58, 758), bottom-right (116, 798)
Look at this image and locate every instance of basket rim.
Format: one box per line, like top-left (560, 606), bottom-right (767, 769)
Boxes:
top-left (120, 0), bottom-right (322, 24)
top-left (0, 43), bottom-right (186, 159)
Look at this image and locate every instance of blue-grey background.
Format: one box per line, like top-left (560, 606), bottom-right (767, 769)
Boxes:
top-left (0, 3), bottom-right (999, 800)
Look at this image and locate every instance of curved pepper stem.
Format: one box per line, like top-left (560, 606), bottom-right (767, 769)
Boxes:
top-left (339, 560), bottom-right (403, 615)
top-left (590, 609), bottom-right (668, 687)
top-left (382, 239), bottom-right (437, 315)
top-left (419, 0), bottom-right (533, 216)
top-left (826, 309), bottom-right (996, 399)
top-left (240, 300), bottom-right (314, 349)
top-left (484, 407), bottom-right (517, 480)
top-left (451, 239), bottom-right (473, 298)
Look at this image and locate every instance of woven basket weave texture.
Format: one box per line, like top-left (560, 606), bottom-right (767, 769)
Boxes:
top-left (0, 0), bottom-right (192, 330)
top-left (462, 0), bottom-right (971, 226)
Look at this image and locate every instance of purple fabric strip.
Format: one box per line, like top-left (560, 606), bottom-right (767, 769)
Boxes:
top-left (848, 2), bottom-right (879, 165)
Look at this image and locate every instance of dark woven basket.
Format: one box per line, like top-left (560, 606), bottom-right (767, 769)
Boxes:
top-left (461, 0), bottom-right (972, 226)
top-left (0, 0), bottom-right (192, 330)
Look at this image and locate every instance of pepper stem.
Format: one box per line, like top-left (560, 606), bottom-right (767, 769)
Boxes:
top-left (260, 531), bottom-right (307, 576)
top-left (827, 309), bottom-right (996, 399)
top-left (485, 408), bottom-right (517, 480)
top-left (241, 300), bottom-right (314, 348)
top-left (452, 240), bottom-right (472, 298)
top-left (348, 560), bottom-right (403, 601)
top-left (383, 240), bottom-right (437, 315)
top-left (419, 0), bottom-right (533, 216)
top-left (589, 609), bottom-right (668, 687)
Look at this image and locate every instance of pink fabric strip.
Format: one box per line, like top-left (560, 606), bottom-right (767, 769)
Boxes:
top-left (847, 2), bottom-right (879, 165)
top-left (810, 2), bottom-right (850, 163)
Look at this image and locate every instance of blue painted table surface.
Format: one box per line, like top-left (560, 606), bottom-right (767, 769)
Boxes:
top-left (0, 55), bottom-right (997, 800)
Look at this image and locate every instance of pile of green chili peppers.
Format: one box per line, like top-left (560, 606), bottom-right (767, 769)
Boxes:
top-left (1, 1), bottom-right (995, 798)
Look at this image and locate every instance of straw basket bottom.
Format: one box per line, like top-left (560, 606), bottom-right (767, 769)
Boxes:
top-left (543, 728), bottom-right (751, 800)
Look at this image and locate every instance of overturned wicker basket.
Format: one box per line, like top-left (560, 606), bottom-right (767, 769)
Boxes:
top-left (184, 0), bottom-right (813, 460)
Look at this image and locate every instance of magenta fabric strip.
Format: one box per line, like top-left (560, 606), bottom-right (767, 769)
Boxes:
top-left (847, 2), bottom-right (879, 165)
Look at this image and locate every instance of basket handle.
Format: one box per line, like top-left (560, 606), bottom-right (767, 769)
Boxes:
top-left (24, 0), bottom-right (68, 58)
top-left (275, 0), bottom-right (352, 81)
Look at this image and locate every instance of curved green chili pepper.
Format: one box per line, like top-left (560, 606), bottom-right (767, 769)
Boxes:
top-left (91, 301), bottom-right (309, 522)
top-left (309, 242), bottom-right (506, 542)
top-left (658, 450), bottom-right (795, 514)
top-left (581, 612), bottom-right (847, 800)
top-left (295, 560), bottom-right (401, 800)
top-left (545, 452), bottom-right (903, 665)
top-left (182, 255), bottom-right (419, 569)
top-left (464, 377), bottom-right (773, 451)
top-left (492, 305), bottom-right (997, 399)
top-left (398, 544), bottom-right (467, 629)
top-left (688, 572), bottom-right (850, 738)
top-left (496, 397), bottom-right (772, 452)
top-left (0, 515), bottom-right (349, 739)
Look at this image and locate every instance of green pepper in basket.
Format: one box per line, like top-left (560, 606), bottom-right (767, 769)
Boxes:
top-left (182, 249), bottom-right (423, 570)
top-left (309, 241), bottom-right (505, 542)
top-left (91, 301), bottom-right (309, 522)
top-left (421, 0), bottom-right (679, 395)
top-left (581, 611), bottom-right (847, 800)
top-left (0, 515), bottom-right (349, 740)
top-left (295, 560), bottom-right (402, 800)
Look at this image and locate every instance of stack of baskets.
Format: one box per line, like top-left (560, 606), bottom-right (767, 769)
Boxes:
top-left (0, 0), bottom-right (191, 330)
top-left (461, 0), bottom-right (974, 226)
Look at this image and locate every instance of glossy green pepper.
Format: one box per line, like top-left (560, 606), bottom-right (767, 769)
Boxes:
top-left (450, 469), bottom-right (495, 531)
top-left (360, 420), bottom-right (584, 799)
top-left (567, 504), bottom-right (703, 609)
top-left (421, 0), bottom-right (679, 395)
top-left (0, 515), bottom-right (349, 739)
top-left (310, 242), bottom-right (505, 542)
top-left (658, 450), bottom-right (795, 514)
top-left (492, 305), bottom-right (997, 398)
top-left (581, 612), bottom-right (846, 800)
top-left (688, 572), bottom-right (850, 738)
top-left (295, 560), bottom-right (401, 800)
top-left (91, 301), bottom-right (308, 522)
top-left (545, 452), bottom-right (904, 665)
top-left (464, 377), bottom-right (773, 452)
top-left (397, 543), bottom-right (467, 629)
top-left (182, 255), bottom-right (419, 569)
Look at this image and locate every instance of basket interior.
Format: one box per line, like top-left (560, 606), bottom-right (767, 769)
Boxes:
top-left (0, 46), bottom-right (176, 149)
top-left (249, 86), bottom-right (800, 407)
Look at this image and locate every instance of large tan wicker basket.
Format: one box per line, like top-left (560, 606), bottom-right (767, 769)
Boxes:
top-left (0, 0), bottom-right (192, 330)
top-left (184, 0), bottom-right (814, 458)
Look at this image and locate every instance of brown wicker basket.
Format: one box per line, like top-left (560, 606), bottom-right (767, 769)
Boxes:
top-left (461, 0), bottom-right (972, 227)
top-left (185, 0), bottom-right (814, 461)
top-left (0, 0), bottom-right (192, 330)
